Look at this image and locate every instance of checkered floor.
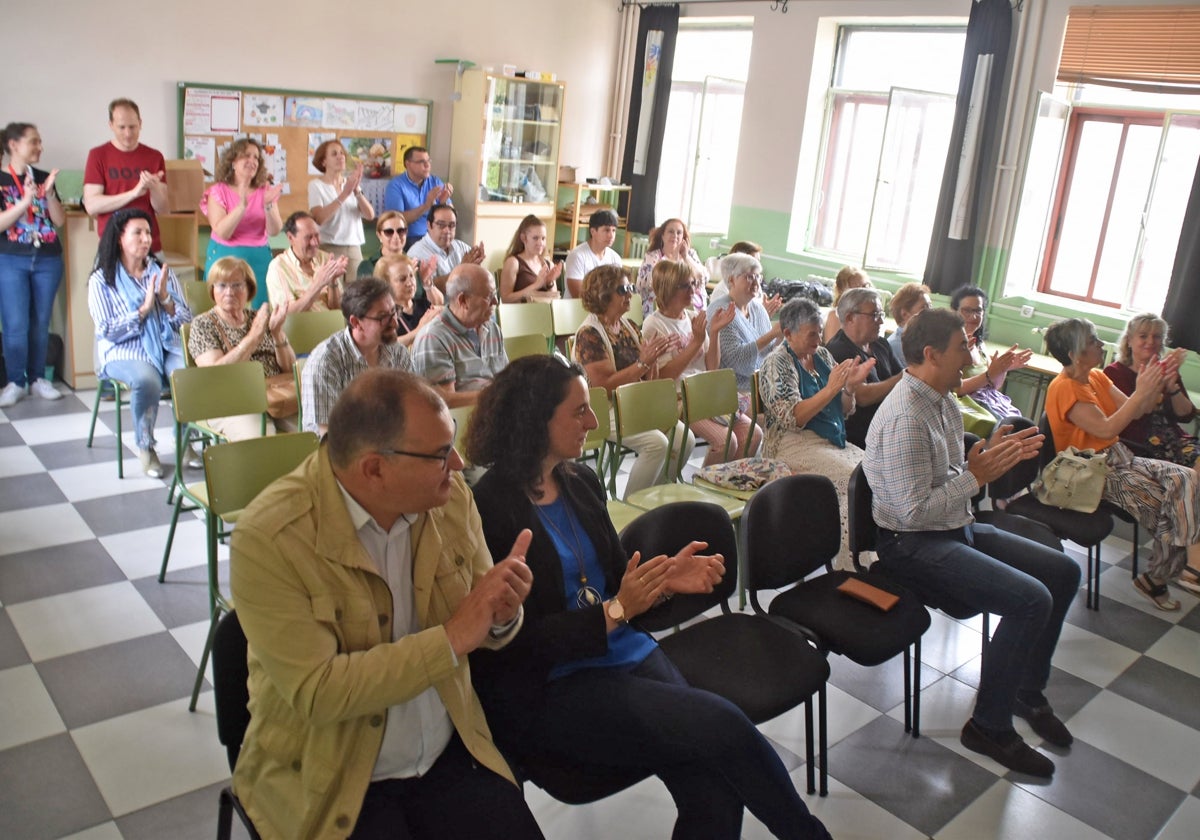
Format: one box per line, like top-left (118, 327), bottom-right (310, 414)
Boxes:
top-left (2, 386), bottom-right (1199, 840)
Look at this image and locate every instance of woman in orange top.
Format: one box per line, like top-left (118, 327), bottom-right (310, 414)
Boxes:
top-left (1043, 318), bottom-right (1200, 610)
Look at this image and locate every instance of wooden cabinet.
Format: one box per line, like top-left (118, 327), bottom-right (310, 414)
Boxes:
top-left (556, 182), bottom-right (633, 257)
top-left (450, 70), bottom-right (566, 257)
top-left (56, 211), bottom-right (199, 389)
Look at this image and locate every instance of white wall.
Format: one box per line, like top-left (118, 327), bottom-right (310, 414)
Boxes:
top-left (3, 0), bottom-right (621, 178)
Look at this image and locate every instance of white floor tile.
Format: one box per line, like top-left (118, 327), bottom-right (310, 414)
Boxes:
top-left (71, 694), bottom-right (230, 817)
top-left (6, 582), bottom-right (166, 661)
top-left (0, 445), bottom-right (43, 479)
top-left (1099, 564), bottom-right (1190, 624)
top-left (1155, 795), bottom-right (1200, 840)
top-left (171, 619), bottom-right (216, 676)
top-left (100, 519), bottom-right (212, 580)
top-left (525, 774), bottom-right (677, 840)
top-left (759, 773), bottom-right (925, 840)
top-left (0, 663), bottom-right (67, 751)
top-left (1145, 624), bottom-right (1200, 679)
top-left (1050, 623), bottom-right (1142, 688)
top-left (9, 413), bottom-right (99, 446)
top-left (1068, 691), bottom-right (1200, 792)
top-left (759, 682), bottom-right (881, 754)
top-left (0, 502), bottom-right (96, 556)
top-left (919, 610), bottom-right (986, 675)
top-left (936, 778), bottom-right (1109, 840)
top-left (49, 460), bottom-right (165, 502)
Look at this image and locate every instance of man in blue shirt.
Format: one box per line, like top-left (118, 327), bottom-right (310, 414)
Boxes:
top-left (384, 146), bottom-right (453, 248)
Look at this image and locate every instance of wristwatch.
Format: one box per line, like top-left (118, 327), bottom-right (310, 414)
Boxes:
top-left (606, 598), bottom-right (626, 623)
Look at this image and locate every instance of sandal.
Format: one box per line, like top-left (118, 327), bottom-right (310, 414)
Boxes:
top-left (1134, 574), bottom-right (1181, 611)
top-left (1176, 569), bottom-right (1200, 597)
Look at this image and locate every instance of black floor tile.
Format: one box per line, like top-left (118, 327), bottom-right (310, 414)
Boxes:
top-left (0, 733), bottom-right (112, 839)
top-left (0, 539), bottom-right (125, 605)
top-left (31, 436), bottom-right (133, 471)
top-left (0, 609), bottom-right (29, 670)
top-left (75, 488), bottom-right (181, 536)
top-left (0, 424), bottom-right (23, 447)
top-left (1107, 657), bottom-right (1200, 733)
top-left (118, 780), bottom-right (254, 840)
top-left (1066, 593), bottom-right (1173, 654)
top-left (0, 472), bottom-right (66, 513)
top-left (134, 575), bottom-right (215, 628)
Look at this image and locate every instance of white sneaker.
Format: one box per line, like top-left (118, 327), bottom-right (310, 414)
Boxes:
top-left (139, 448), bottom-right (164, 479)
top-left (30, 379), bottom-right (62, 401)
top-left (0, 382), bottom-right (24, 408)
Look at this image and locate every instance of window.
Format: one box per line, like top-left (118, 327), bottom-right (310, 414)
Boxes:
top-left (654, 20), bottom-right (753, 233)
top-left (797, 25), bottom-right (966, 272)
top-left (1008, 86), bottom-right (1200, 312)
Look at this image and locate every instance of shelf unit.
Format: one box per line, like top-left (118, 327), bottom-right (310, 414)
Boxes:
top-left (450, 70), bottom-right (566, 257)
top-left (556, 182), bottom-right (634, 257)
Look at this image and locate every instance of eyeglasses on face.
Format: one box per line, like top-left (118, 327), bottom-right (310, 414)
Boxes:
top-left (853, 310), bottom-right (885, 321)
top-left (361, 307), bottom-right (401, 323)
top-left (214, 281), bottom-right (247, 293)
top-left (377, 420), bottom-right (457, 469)
top-left (380, 227), bottom-right (407, 238)
top-left (959, 306), bottom-right (985, 317)
top-left (616, 283), bottom-right (635, 296)
top-left (432, 220), bottom-right (457, 230)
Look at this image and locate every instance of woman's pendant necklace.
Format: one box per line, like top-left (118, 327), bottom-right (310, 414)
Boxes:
top-left (535, 500), bottom-right (602, 608)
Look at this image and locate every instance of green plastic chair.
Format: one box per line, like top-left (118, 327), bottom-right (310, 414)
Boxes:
top-left (551, 298), bottom-right (589, 339)
top-left (293, 357), bottom-right (307, 432)
top-left (449, 404), bottom-right (473, 466)
top-left (681, 368), bottom-right (741, 479)
top-left (188, 432), bottom-right (320, 710)
top-left (282, 309), bottom-right (346, 356)
top-left (613, 378), bottom-right (745, 519)
top-left (182, 279), bottom-right (215, 317)
top-left (86, 378), bottom-right (132, 478)
top-left (627, 294), bottom-right (644, 327)
top-left (161, 362), bottom-right (268, 584)
top-left (497, 301), bottom-right (554, 351)
top-left (504, 333), bottom-right (551, 361)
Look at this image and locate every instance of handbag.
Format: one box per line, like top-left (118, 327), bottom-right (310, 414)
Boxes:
top-left (1033, 446), bottom-right (1108, 513)
top-left (694, 457), bottom-right (793, 496)
top-left (265, 373), bottom-right (299, 419)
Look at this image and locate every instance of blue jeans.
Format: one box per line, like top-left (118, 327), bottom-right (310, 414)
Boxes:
top-left (101, 352), bottom-right (184, 450)
top-left (874, 523), bottom-right (1080, 732)
top-left (527, 648), bottom-right (830, 840)
top-left (0, 251), bottom-right (63, 387)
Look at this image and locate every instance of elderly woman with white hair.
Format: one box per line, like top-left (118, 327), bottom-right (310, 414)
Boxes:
top-left (760, 298), bottom-right (875, 568)
top-left (825, 286), bottom-right (904, 449)
top-left (1044, 317), bottom-right (1200, 609)
top-left (1102, 312), bottom-right (1196, 467)
top-left (706, 253), bottom-right (783, 408)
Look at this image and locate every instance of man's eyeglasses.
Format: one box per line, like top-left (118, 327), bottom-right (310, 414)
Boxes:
top-left (959, 306), bottom-right (985, 317)
top-left (853, 310), bottom-right (885, 321)
top-left (380, 227), bottom-right (407, 238)
top-left (377, 421), bottom-right (457, 470)
top-left (616, 283), bottom-right (635, 296)
top-left (214, 282), bottom-right (247, 293)
top-left (432, 220), bottom-right (457, 230)
top-left (361, 307), bottom-right (400, 323)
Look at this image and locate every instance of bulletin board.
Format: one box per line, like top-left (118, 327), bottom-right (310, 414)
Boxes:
top-left (177, 82), bottom-right (434, 220)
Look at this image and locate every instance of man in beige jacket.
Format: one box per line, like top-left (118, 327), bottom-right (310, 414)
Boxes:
top-left (230, 368), bottom-right (542, 839)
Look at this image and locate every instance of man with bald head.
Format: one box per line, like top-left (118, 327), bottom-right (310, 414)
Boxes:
top-left (412, 264), bottom-right (508, 408)
top-left (230, 368), bottom-right (542, 839)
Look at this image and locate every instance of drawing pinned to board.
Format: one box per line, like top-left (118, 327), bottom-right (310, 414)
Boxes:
top-left (285, 97), bottom-right (323, 127)
top-left (394, 104), bottom-right (428, 135)
top-left (308, 132), bottom-right (336, 175)
top-left (356, 101), bottom-right (393, 133)
top-left (244, 94), bottom-right (284, 127)
top-left (391, 134), bottom-right (426, 176)
top-left (342, 137), bottom-right (392, 180)
top-left (262, 134), bottom-right (290, 194)
top-left (323, 99), bottom-right (357, 129)
top-left (183, 136), bottom-right (216, 177)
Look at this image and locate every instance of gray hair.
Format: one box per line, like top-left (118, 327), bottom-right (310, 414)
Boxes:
top-left (836, 287), bottom-right (880, 324)
top-left (901, 308), bottom-right (965, 366)
top-left (778, 297), bottom-right (822, 334)
top-left (719, 252), bottom-right (761, 283)
top-left (1044, 318), bottom-right (1098, 367)
top-left (446, 263), bottom-right (488, 301)
top-left (327, 369), bottom-right (445, 469)
top-left (1116, 312), bottom-right (1168, 367)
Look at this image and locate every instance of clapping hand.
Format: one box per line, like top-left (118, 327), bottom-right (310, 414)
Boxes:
top-left (663, 541), bottom-right (725, 595)
top-left (465, 242), bottom-right (487, 265)
top-left (966, 424), bottom-right (1043, 485)
top-left (763, 293), bottom-right (784, 317)
top-left (708, 302), bottom-right (736, 334)
top-left (540, 261), bottom-right (563, 293)
top-left (989, 343), bottom-right (1033, 376)
top-left (263, 183), bottom-right (285, 206)
top-left (689, 309), bottom-right (708, 342)
top-left (616, 552), bottom-right (673, 618)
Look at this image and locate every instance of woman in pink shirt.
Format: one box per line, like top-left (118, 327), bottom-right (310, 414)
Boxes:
top-left (201, 138), bottom-right (284, 307)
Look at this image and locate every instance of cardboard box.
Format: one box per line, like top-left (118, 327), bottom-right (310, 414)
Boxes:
top-left (558, 165), bottom-right (579, 184)
top-left (165, 159), bottom-right (205, 213)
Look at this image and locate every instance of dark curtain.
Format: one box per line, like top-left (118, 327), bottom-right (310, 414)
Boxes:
top-left (923, 0), bottom-right (1013, 295)
top-left (621, 4), bottom-right (679, 234)
top-left (1162, 159), bottom-right (1200, 352)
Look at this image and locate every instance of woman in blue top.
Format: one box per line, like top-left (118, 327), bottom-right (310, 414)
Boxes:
top-left (87, 208), bottom-right (192, 477)
top-left (467, 355), bottom-right (832, 840)
top-left (0, 122), bottom-right (65, 407)
top-left (759, 298), bottom-right (875, 569)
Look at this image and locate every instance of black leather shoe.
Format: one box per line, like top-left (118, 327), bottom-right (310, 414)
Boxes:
top-left (1014, 700), bottom-right (1073, 748)
top-left (961, 720), bottom-right (1055, 777)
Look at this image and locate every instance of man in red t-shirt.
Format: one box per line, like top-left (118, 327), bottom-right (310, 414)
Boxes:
top-left (83, 98), bottom-right (169, 252)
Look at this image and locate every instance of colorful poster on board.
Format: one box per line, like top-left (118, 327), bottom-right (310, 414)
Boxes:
top-left (392, 134), bottom-right (426, 175)
top-left (285, 97), bottom-right (323, 127)
top-left (342, 137), bottom-right (393, 180)
top-left (307, 132), bottom-right (336, 175)
top-left (394, 104), bottom-right (427, 135)
top-left (183, 136), bottom-right (216, 178)
top-left (323, 99), bottom-right (357, 129)
top-left (356, 101), bottom-right (392, 132)
top-left (244, 94), bottom-right (284, 127)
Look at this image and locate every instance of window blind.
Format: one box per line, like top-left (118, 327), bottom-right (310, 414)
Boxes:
top-left (1058, 5), bottom-right (1200, 93)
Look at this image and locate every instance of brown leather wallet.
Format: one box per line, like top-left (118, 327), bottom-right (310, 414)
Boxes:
top-left (837, 577), bottom-right (900, 612)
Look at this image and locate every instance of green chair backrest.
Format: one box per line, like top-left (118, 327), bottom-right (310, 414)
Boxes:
top-left (681, 368), bottom-right (738, 461)
top-left (183, 279), bottom-right (214, 317)
top-left (584, 386), bottom-right (611, 455)
top-left (746, 369), bottom-right (764, 458)
top-left (504, 333), bottom-right (551, 361)
top-left (627, 294), bottom-right (644, 326)
top-left (180, 322), bottom-right (194, 367)
top-left (283, 310), bottom-right (347, 356)
top-left (551, 298), bottom-right (588, 338)
top-left (449, 404), bottom-right (474, 466)
top-left (293, 357), bottom-right (307, 430)
top-left (203, 432), bottom-right (319, 519)
top-left (171, 361), bottom-right (268, 425)
top-left (614, 378), bottom-right (682, 479)
top-left (497, 301), bottom-right (554, 340)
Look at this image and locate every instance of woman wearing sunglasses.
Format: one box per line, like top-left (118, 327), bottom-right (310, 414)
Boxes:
top-left (357, 211), bottom-right (443, 305)
top-left (574, 264), bottom-right (694, 498)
